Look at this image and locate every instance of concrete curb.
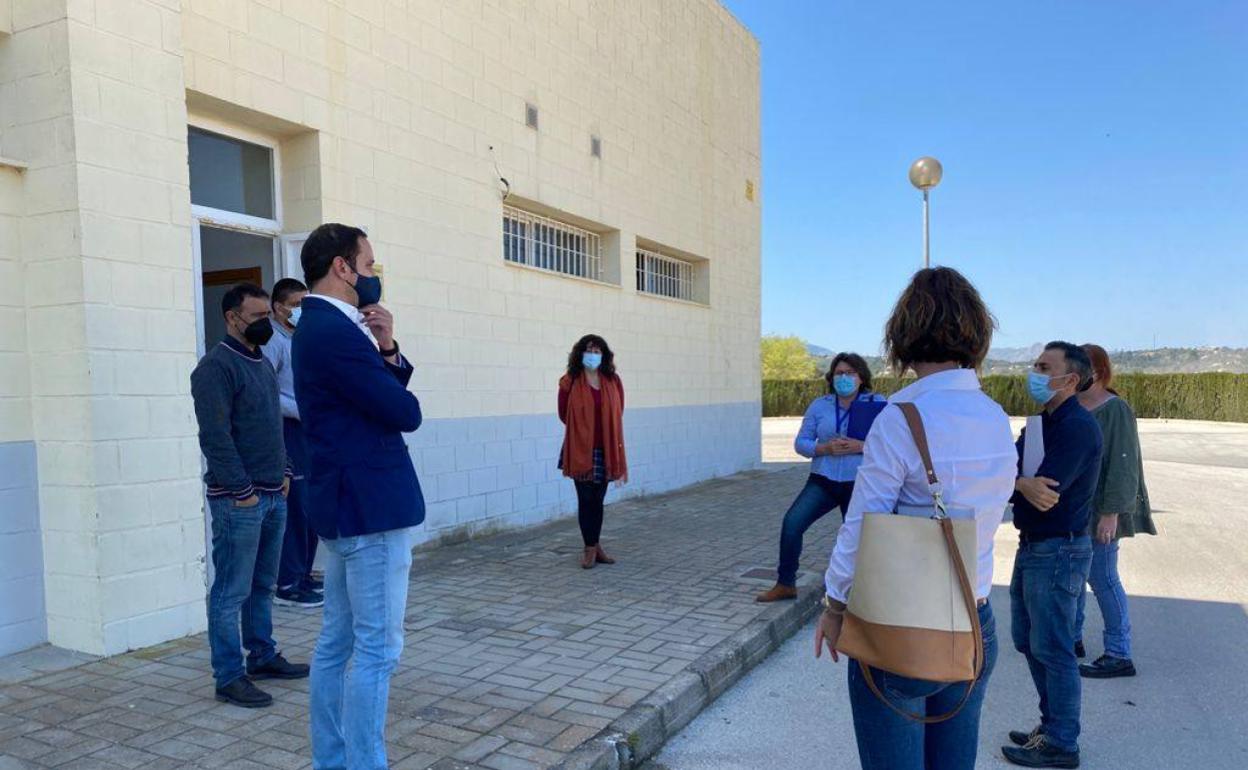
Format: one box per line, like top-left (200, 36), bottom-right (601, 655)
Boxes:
top-left (552, 582), bottom-right (823, 770)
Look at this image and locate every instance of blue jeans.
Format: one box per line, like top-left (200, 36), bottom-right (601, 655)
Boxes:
top-left (1010, 535), bottom-right (1093, 753)
top-left (776, 475), bottom-right (854, 587)
top-left (310, 527), bottom-right (413, 770)
top-left (277, 418), bottom-right (317, 589)
top-left (207, 492), bottom-right (286, 688)
top-left (849, 602), bottom-right (998, 770)
top-left (1075, 539), bottom-right (1132, 659)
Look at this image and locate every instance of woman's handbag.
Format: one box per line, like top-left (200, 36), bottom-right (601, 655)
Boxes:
top-left (835, 402), bottom-right (984, 723)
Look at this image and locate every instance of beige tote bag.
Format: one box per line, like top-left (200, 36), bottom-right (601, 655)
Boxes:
top-left (835, 402), bottom-right (984, 723)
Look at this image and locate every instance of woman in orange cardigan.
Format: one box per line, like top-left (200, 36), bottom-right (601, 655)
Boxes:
top-left (558, 334), bottom-right (628, 569)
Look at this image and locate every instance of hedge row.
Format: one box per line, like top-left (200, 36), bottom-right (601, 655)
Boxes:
top-left (763, 373), bottom-right (1248, 422)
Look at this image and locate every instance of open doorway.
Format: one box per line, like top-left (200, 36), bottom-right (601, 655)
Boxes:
top-left (197, 227), bottom-right (276, 351)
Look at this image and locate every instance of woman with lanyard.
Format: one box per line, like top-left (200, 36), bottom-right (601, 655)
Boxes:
top-left (757, 353), bottom-right (888, 603)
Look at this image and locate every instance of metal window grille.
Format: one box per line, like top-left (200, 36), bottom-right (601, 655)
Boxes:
top-left (636, 247), bottom-right (695, 301)
top-left (503, 206), bottom-right (602, 281)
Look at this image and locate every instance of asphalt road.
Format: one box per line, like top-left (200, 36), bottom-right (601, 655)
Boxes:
top-left (648, 418), bottom-right (1248, 769)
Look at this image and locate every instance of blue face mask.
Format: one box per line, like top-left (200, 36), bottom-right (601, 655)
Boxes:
top-left (1028, 371), bottom-right (1072, 405)
top-left (832, 374), bottom-right (858, 398)
top-left (351, 272), bottom-right (383, 308)
top-left (288, 306), bottom-right (302, 327)
top-left (582, 352), bottom-right (603, 371)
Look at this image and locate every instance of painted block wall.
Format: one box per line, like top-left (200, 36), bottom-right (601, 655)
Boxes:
top-left (0, 0), bottom-right (760, 656)
top-left (181, 0), bottom-right (764, 546)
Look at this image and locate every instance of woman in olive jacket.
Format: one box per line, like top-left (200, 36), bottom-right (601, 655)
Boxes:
top-left (1074, 344), bottom-right (1156, 679)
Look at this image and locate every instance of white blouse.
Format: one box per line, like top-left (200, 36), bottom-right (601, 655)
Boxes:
top-left (824, 368), bottom-right (1017, 602)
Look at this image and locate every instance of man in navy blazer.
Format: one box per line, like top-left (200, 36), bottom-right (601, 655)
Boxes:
top-left (292, 223), bottom-right (423, 770)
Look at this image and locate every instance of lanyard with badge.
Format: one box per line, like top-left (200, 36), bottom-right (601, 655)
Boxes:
top-left (833, 399), bottom-right (852, 439)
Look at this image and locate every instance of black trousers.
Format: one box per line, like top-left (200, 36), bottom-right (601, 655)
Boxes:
top-left (574, 480), bottom-right (609, 546)
top-left (277, 418), bottom-right (318, 589)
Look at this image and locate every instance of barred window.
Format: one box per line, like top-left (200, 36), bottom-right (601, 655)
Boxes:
top-left (636, 247), bottom-right (695, 301)
top-left (503, 206), bottom-right (602, 281)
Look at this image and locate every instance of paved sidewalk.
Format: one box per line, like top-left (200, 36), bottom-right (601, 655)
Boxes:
top-left (0, 462), bottom-right (830, 770)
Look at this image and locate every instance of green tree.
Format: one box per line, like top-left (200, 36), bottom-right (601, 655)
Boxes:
top-left (761, 335), bottom-right (818, 379)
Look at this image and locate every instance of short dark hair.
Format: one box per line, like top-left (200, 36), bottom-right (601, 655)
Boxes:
top-left (566, 334), bottom-right (617, 379)
top-left (1045, 341), bottom-right (1094, 392)
top-left (221, 283), bottom-right (268, 318)
top-left (884, 267), bottom-right (996, 373)
top-left (301, 223), bottom-right (368, 287)
top-left (825, 352), bottom-right (873, 394)
top-left (271, 277), bottom-right (307, 306)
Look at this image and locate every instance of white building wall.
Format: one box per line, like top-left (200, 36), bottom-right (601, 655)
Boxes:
top-left (0, 0), bottom-right (760, 656)
top-left (181, 0), bottom-right (763, 545)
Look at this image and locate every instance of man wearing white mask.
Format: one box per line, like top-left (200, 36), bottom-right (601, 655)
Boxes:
top-left (262, 278), bottom-right (322, 608)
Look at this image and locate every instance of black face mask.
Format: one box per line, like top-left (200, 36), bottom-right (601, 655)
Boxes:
top-left (241, 317), bottom-right (274, 346)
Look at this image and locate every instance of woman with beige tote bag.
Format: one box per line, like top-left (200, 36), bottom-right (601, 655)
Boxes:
top-left (813, 267), bottom-right (1018, 770)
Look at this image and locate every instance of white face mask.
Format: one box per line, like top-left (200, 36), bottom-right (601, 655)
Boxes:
top-left (288, 306), bottom-right (302, 326)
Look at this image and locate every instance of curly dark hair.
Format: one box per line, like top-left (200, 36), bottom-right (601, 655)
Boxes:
top-left (566, 334), bottom-right (616, 378)
top-left (825, 352), bottom-right (873, 395)
top-left (884, 267), bottom-right (996, 373)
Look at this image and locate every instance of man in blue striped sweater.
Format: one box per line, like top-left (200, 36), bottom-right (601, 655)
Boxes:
top-left (190, 282), bottom-right (310, 708)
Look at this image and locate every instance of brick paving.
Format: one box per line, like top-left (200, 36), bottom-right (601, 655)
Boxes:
top-left (0, 463), bottom-right (835, 770)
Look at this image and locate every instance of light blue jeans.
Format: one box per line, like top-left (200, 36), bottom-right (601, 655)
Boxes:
top-left (310, 527), bottom-right (413, 770)
top-left (1075, 539), bottom-right (1133, 659)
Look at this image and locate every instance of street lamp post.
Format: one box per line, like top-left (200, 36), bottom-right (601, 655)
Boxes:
top-left (908, 157), bottom-right (943, 268)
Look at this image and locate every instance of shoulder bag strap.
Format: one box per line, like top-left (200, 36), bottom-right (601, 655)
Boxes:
top-left (855, 402), bottom-right (986, 724)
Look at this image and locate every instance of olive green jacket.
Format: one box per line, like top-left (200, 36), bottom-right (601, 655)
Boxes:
top-left (1088, 396), bottom-right (1157, 538)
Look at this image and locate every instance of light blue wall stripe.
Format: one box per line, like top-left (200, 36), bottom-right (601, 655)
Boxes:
top-left (0, 441), bottom-right (46, 657)
top-left (404, 401), bottom-right (761, 545)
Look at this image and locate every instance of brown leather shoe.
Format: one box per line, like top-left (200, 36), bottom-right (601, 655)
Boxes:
top-left (594, 544), bottom-right (616, 565)
top-left (581, 547), bottom-right (596, 569)
top-left (756, 584), bottom-right (797, 603)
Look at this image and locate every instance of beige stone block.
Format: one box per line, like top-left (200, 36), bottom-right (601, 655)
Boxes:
top-left (84, 305), bottom-right (148, 350)
top-left (19, 163), bottom-right (78, 216)
top-left (91, 396), bottom-right (152, 441)
top-left (78, 165), bottom-right (171, 223)
top-left (95, 0), bottom-right (163, 47)
top-left (96, 77), bottom-right (167, 134)
top-left (248, 2), bottom-right (300, 56)
top-left (34, 438), bottom-right (95, 486)
top-left (96, 482), bottom-right (153, 531)
top-left (187, 0), bottom-right (247, 33)
top-left (131, 44), bottom-right (185, 96)
top-left (99, 521), bottom-right (182, 576)
top-left (229, 30), bottom-right (284, 82)
top-left (114, 351), bottom-right (181, 395)
top-left (0, 308), bottom-right (24, 353)
top-left (37, 484), bottom-right (97, 533)
top-left (110, 262), bottom-right (173, 309)
top-left (0, 352), bottom-right (29, 393)
top-left (117, 436), bottom-right (185, 484)
top-left (79, 211), bottom-right (141, 263)
top-left (24, 258), bottom-right (86, 308)
top-left (12, 0), bottom-right (65, 31)
top-left (26, 305), bottom-right (87, 352)
top-left (32, 394), bottom-right (92, 441)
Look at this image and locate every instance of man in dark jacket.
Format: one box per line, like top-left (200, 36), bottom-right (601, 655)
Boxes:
top-left (1004, 341), bottom-right (1104, 768)
top-left (293, 224), bottom-right (424, 770)
top-left (190, 283), bottom-right (309, 709)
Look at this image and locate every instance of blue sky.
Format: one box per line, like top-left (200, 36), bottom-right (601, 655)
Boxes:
top-left (721, 1), bottom-right (1248, 354)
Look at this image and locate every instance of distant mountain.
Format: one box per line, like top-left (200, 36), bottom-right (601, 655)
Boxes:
top-left (808, 344), bottom-right (1248, 375)
top-left (988, 344), bottom-right (1046, 364)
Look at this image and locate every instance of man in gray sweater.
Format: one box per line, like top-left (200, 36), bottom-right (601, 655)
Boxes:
top-left (190, 282), bottom-right (309, 708)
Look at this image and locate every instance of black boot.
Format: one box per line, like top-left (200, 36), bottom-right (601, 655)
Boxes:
top-left (1009, 726), bottom-right (1043, 747)
top-left (215, 677), bottom-right (273, 708)
top-left (1079, 654), bottom-right (1136, 679)
top-left (247, 653), bottom-right (310, 681)
top-left (1002, 736), bottom-right (1080, 768)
